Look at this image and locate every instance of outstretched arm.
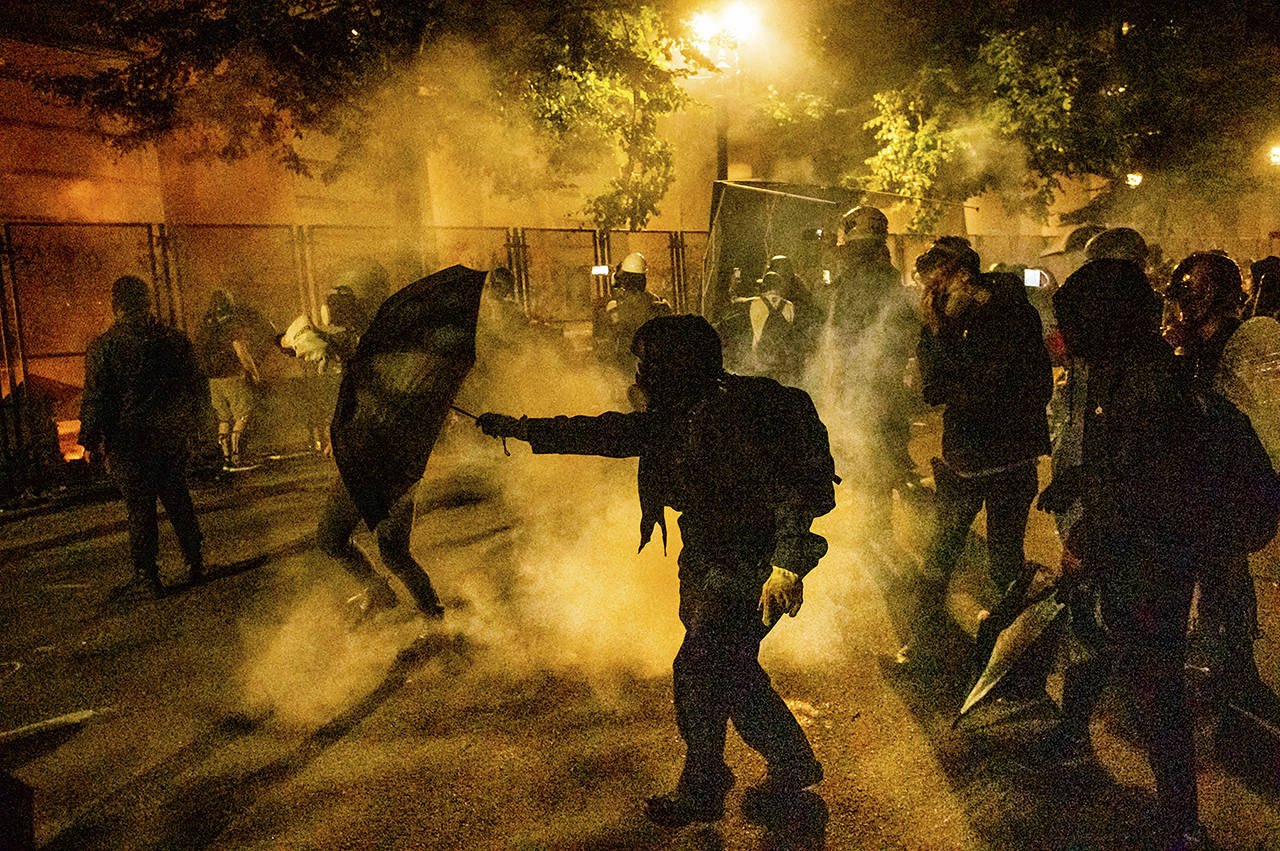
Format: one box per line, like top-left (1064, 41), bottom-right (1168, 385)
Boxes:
top-left (478, 410), bottom-right (651, 458)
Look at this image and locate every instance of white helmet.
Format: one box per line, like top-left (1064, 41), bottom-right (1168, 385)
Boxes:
top-left (619, 252), bottom-right (647, 274)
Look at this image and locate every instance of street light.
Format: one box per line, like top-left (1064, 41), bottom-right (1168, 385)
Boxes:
top-left (688, 3), bottom-right (760, 183)
top-left (1126, 172), bottom-right (1143, 188)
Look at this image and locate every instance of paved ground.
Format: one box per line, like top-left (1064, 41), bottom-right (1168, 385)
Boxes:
top-left (3, 417), bottom-right (1280, 849)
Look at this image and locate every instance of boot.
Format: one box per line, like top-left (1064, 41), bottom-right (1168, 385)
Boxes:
top-left (741, 758), bottom-right (823, 824)
top-left (645, 765), bottom-right (733, 828)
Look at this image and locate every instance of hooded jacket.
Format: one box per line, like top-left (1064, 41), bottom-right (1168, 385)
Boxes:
top-left (523, 374), bottom-right (837, 578)
top-left (916, 272), bottom-right (1052, 475)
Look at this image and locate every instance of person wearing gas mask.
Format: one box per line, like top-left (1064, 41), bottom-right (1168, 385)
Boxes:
top-left (477, 314), bottom-right (838, 829)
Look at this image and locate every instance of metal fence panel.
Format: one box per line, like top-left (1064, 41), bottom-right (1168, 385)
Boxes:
top-left (521, 229), bottom-right (598, 325)
top-left (425, 227), bottom-right (510, 278)
top-left (7, 223), bottom-right (154, 386)
top-left (168, 225), bottom-right (301, 334)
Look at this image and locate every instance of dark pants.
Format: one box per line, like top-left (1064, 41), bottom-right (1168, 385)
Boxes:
top-left (1061, 570), bottom-right (1199, 840)
top-left (919, 460), bottom-right (1039, 629)
top-left (107, 442), bottom-right (202, 581)
top-left (672, 551), bottom-right (816, 796)
top-left (1196, 553), bottom-right (1264, 698)
top-left (315, 477), bottom-right (441, 613)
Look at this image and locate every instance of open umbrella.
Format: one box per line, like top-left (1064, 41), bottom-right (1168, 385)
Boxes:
top-left (331, 265), bottom-right (487, 529)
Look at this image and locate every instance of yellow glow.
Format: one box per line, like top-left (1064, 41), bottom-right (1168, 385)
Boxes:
top-left (1270, 146), bottom-right (1280, 165)
top-left (1126, 172), bottom-right (1143, 188)
top-left (689, 3), bottom-right (760, 46)
top-left (721, 2), bottom-right (761, 43)
top-left (690, 11), bottom-right (718, 42)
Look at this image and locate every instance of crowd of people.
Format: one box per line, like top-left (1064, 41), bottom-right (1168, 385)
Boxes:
top-left (76, 210), bottom-right (1280, 850)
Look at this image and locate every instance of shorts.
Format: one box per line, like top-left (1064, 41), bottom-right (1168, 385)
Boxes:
top-left (209, 375), bottom-right (254, 423)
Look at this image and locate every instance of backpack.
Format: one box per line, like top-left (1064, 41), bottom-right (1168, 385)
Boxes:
top-left (1182, 390), bottom-right (1280, 558)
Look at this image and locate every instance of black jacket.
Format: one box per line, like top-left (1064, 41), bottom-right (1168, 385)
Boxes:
top-left (917, 275), bottom-right (1052, 474)
top-left (524, 374), bottom-right (836, 577)
top-left (80, 313), bottom-right (209, 452)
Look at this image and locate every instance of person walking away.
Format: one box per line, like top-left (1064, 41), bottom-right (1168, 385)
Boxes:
top-left (478, 315), bottom-right (838, 829)
top-left (898, 238), bottom-right (1052, 676)
top-left (79, 275), bottom-right (209, 596)
top-left (716, 259), bottom-right (822, 386)
top-left (197, 289), bottom-right (262, 471)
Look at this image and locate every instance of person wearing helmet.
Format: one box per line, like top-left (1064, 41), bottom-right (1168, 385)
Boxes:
top-left (1039, 223), bottom-right (1107, 289)
top-left (824, 205), bottom-right (920, 533)
top-left (1165, 252), bottom-right (1280, 735)
top-left (477, 315), bottom-right (838, 830)
top-left (1042, 258), bottom-right (1207, 849)
top-left (593, 252), bottom-right (673, 370)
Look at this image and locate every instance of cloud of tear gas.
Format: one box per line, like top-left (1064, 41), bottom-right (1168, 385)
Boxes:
top-left (239, 585), bottom-right (427, 726)
top-left (413, 306), bottom-right (686, 681)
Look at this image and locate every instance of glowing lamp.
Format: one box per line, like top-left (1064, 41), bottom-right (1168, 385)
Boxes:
top-left (1270, 146), bottom-right (1280, 165)
top-left (591, 265), bottom-right (611, 275)
top-left (1126, 172), bottom-right (1143, 188)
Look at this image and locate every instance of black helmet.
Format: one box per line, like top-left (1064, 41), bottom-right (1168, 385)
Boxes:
top-left (1168, 252), bottom-right (1244, 320)
top-left (630, 314), bottom-right (723, 407)
top-left (1053, 258), bottom-right (1161, 354)
top-left (1085, 227), bottom-right (1148, 266)
top-left (838, 205), bottom-right (889, 245)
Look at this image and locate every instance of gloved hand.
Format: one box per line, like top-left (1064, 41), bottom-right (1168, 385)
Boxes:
top-left (758, 566), bottom-right (803, 627)
top-left (477, 413), bottom-right (528, 441)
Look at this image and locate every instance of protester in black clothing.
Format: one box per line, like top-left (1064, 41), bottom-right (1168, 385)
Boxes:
top-left (1042, 258), bottom-right (1204, 850)
top-left (478, 314), bottom-right (837, 829)
top-left (899, 238), bottom-right (1052, 672)
top-left (825, 206), bottom-right (920, 530)
top-left (1165, 253), bottom-right (1280, 730)
top-left (284, 280), bottom-right (446, 619)
top-left (80, 275), bottom-right (209, 596)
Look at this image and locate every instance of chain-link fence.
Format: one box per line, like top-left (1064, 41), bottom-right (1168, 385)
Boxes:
top-left (0, 222), bottom-right (711, 496)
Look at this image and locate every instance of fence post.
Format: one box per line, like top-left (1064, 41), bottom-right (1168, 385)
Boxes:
top-left (506, 228), bottom-right (530, 311)
top-left (294, 226), bottom-right (318, 322)
top-left (0, 224), bottom-right (29, 495)
top-left (592, 230), bottom-right (611, 302)
top-left (668, 231), bottom-right (686, 312)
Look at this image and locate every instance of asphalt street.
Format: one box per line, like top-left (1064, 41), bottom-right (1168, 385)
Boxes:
top-left (2, 420), bottom-right (1279, 849)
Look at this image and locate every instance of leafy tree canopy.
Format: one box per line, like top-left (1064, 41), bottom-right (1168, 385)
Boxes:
top-left (27, 0), bottom-right (703, 231)
top-left (776, 0), bottom-right (1280, 234)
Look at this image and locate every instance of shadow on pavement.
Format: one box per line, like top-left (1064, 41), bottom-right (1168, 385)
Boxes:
top-left (43, 630), bottom-right (468, 850)
top-left (879, 653), bottom-right (1167, 849)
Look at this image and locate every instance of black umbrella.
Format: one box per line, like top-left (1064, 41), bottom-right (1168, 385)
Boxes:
top-left (331, 265), bottom-right (487, 529)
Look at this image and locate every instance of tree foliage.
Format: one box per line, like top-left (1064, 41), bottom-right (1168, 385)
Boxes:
top-left (33, 0), bottom-right (696, 230)
top-left (789, 0), bottom-right (1280, 234)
